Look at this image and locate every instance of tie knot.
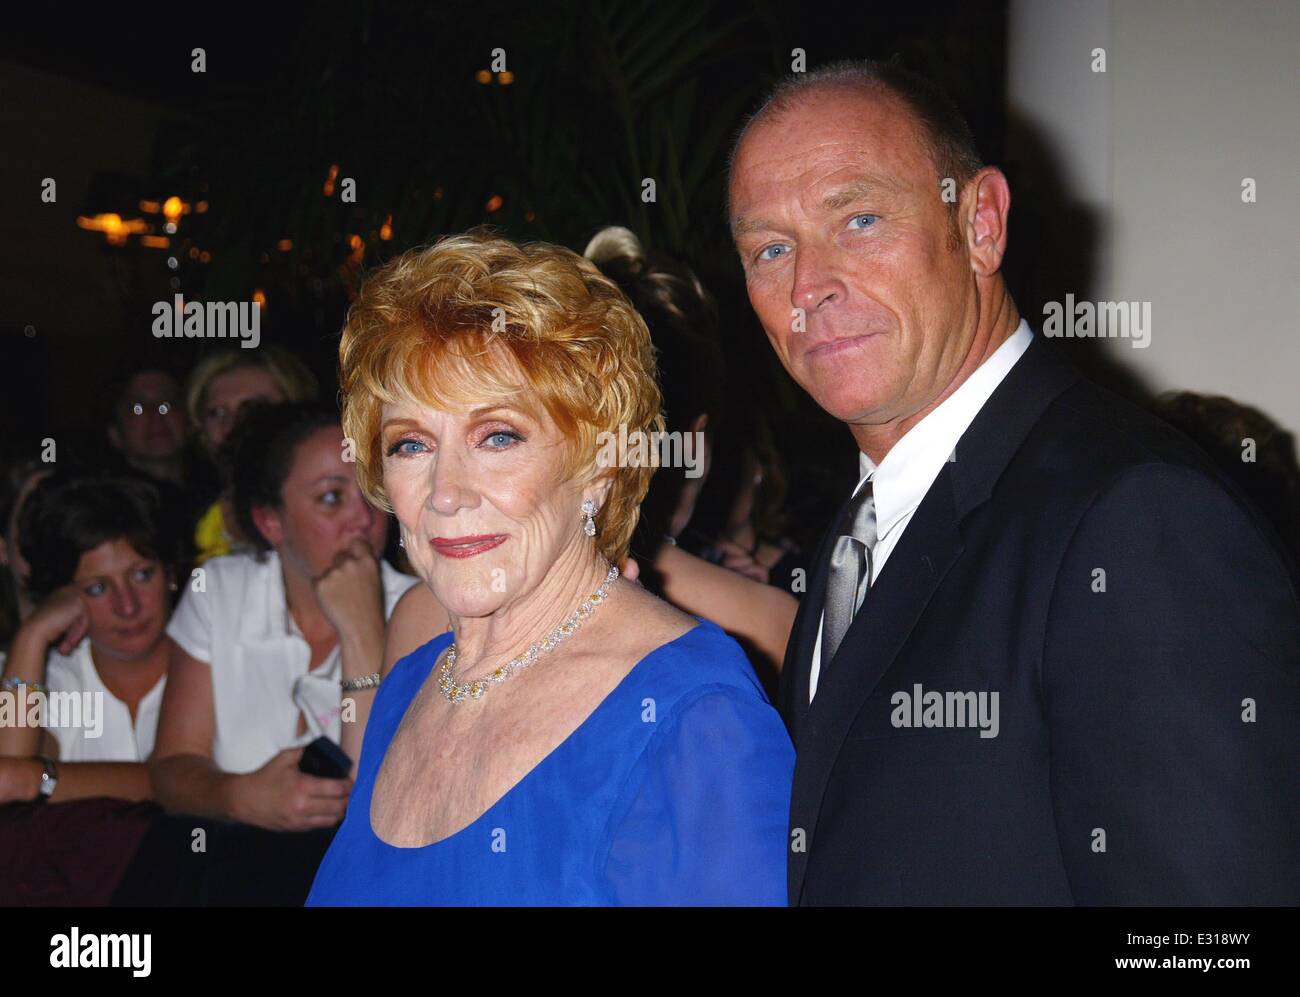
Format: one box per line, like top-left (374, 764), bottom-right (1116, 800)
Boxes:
top-left (838, 477), bottom-right (878, 548)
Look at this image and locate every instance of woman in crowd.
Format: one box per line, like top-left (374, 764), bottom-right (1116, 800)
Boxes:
top-left (185, 346), bottom-right (319, 563)
top-left (584, 225), bottom-right (798, 679)
top-left (150, 402), bottom-right (418, 831)
top-left (307, 229), bottom-right (792, 906)
top-left (0, 472), bottom-right (182, 803)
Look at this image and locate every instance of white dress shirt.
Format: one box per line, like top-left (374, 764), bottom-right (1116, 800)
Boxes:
top-left (809, 321), bottom-right (1034, 701)
top-left (167, 549), bottom-right (418, 774)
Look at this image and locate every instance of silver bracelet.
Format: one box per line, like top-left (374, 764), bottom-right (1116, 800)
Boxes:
top-left (340, 672), bottom-right (381, 692)
top-left (1, 676), bottom-right (48, 694)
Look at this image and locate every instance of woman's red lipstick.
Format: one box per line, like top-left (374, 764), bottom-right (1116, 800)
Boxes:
top-left (431, 534), bottom-right (507, 558)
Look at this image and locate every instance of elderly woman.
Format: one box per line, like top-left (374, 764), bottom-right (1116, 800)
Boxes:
top-left (307, 230), bottom-right (793, 906)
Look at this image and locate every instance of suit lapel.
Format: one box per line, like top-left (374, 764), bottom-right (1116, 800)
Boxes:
top-left (784, 334), bottom-right (1081, 904)
top-left (787, 470), bottom-right (963, 902)
top-left (778, 492), bottom-right (851, 740)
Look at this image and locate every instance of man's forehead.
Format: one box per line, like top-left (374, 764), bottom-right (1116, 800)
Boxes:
top-left (729, 91), bottom-right (928, 224)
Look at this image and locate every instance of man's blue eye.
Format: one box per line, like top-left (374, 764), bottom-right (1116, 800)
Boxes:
top-left (85, 582), bottom-right (106, 597)
top-left (849, 213), bottom-right (879, 230)
top-left (321, 490), bottom-right (342, 505)
top-left (757, 244), bottom-right (789, 262)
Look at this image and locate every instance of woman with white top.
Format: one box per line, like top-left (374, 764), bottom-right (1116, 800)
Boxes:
top-left (150, 402), bottom-right (418, 832)
top-left (0, 472), bottom-right (183, 804)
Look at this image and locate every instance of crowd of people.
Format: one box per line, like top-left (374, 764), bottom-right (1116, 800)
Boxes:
top-left (0, 222), bottom-right (816, 903)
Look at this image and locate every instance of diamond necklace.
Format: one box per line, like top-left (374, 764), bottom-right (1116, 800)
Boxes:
top-left (437, 562), bottom-right (619, 704)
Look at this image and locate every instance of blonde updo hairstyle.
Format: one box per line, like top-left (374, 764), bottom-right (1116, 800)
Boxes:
top-left (338, 227), bottom-right (665, 565)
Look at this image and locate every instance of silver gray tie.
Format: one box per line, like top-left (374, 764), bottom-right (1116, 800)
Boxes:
top-left (822, 478), bottom-right (878, 667)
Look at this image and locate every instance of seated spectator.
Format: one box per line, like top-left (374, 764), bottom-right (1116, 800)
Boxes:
top-left (105, 368), bottom-right (190, 489)
top-left (0, 472), bottom-right (184, 803)
top-left (185, 346), bottom-right (319, 563)
top-left (150, 402), bottom-right (418, 831)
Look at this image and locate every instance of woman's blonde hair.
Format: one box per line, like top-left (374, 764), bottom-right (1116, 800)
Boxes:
top-left (185, 345), bottom-right (319, 447)
top-left (338, 227), bottom-right (665, 564)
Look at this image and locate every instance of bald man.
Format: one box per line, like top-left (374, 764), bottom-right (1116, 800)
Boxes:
top-left (727, 59), bottom-right (1300, 905)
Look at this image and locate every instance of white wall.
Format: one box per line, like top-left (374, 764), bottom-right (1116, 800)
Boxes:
top-left (1008, 0), bottom-right (1300, 435)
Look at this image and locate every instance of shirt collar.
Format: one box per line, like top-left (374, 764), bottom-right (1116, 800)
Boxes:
top-left (856, 320), bottom-right (1034, 540)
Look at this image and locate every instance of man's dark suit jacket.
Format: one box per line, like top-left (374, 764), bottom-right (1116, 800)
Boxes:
top-left (779, 334), bottom-right (1300, 905)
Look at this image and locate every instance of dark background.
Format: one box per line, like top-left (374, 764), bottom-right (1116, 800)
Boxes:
top-left (2, 0), bottom-right (1026, 546)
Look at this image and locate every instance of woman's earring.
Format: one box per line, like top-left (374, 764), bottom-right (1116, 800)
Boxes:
top-left (398, 535), bottom-right (406, 549)
top-left (581, 499), bottom-right (597, 538)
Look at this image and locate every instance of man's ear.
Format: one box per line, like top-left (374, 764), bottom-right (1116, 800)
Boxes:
top-left (249, 504), bottom-right (284, 549)
top-left (963, 166), bottom-right (1012, 278)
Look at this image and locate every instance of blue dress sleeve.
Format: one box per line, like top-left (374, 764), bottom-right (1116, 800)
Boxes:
top-left (598, 685), bottom-right (794, 905)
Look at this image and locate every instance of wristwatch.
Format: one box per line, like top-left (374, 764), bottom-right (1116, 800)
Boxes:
top-left (32, 756), bottom-right (58, 803)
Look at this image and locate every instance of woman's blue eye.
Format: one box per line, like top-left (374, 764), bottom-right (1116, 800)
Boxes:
top-left (484, 431), bottom-right (521, 449)
top-left (387, 439), bottom-right (426, 456)
top-left (849, 213), bottom-right (878, 230)
top-left (757, 243), bottom-right (790, 262)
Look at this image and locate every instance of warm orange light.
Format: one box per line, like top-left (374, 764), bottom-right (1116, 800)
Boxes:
top-left (433, 187), bottom-right (444, 201)
top-left (485, 195), bottom-right (503, 213)
top-left (524, 210), bottom-right (535, 222)
top-left (196, 200), bottom-right (209, 213)
top-left (139, 199), bottom-right (161, 214)
top-left (162, 196), bottom-right (184, 221)
top-left (188, 246), bottom-right (200, 259)
top-left (348, 234), bottom-right (363, 251)
top-left (323, 163), bottom-right (339, 197)
top-left (76, 213), bottom-right (149, 245)
top-left (252, 289), bottom-right (267, 308)
top-left (199, 251), bottom-right (212, 263)
top-left (475, 69), bottom-right (492, 84)
top-left (379, 214), bottom-right (393, 241)
top-left (140, 235), bottom-right (170, 248)
top-left (497, 71), bottom-right (514, 85)
top-left (277, 239), bottom-right (293, 251)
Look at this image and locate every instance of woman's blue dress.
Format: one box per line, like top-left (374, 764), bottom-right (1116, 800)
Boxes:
top-left (306, 618), bottom-right (793, 905)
